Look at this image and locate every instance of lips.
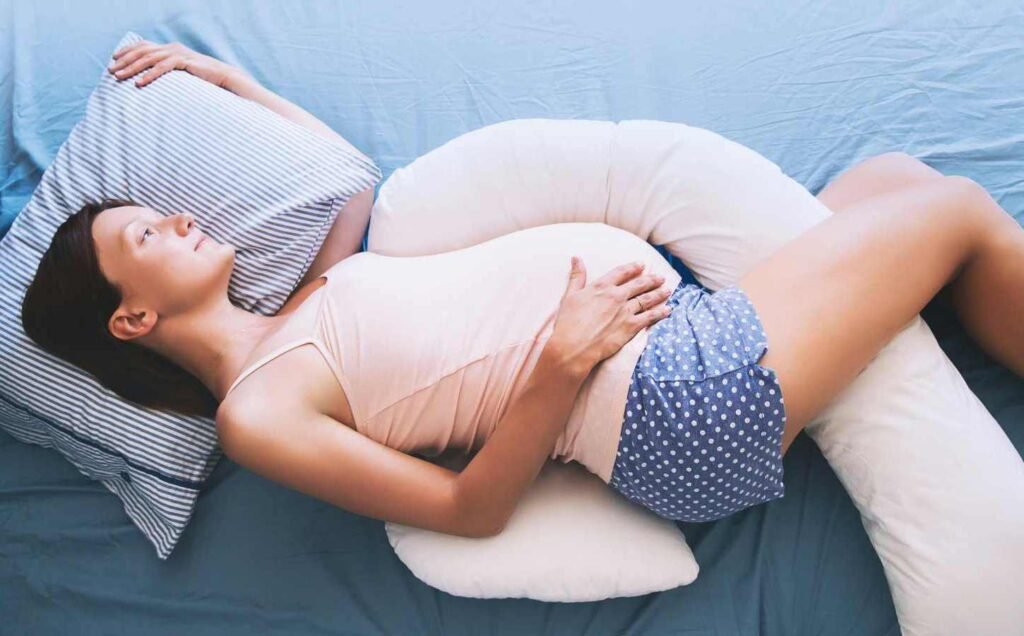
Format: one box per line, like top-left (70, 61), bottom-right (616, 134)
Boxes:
top-left (194, 236), bottom-right (206, 251)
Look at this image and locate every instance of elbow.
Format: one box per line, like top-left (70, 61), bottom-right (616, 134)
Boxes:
top-left (477, 515), bottom-right (508, 538)
top-left (462, 518), bottom-right (506, 539)
top-left (451, 474), bottom-right (509, 539)
top-left (454, 503), bottom-right (506, 538)
top-left (453, 494), bottom-right (507, 539)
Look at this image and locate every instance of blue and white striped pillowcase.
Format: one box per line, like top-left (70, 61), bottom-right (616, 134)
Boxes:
top-left (0, 32), bottom-right (382, 559)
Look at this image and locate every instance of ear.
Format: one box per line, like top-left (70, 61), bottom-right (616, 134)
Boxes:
top-left (109, 304), bottom-right (158, 341)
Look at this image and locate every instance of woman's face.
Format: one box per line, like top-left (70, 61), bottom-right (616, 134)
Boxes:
top-left (92, 205), bottom-right (235, 340)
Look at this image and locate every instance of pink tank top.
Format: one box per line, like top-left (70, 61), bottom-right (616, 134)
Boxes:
top-left (224, 222), bottom-right (682, 483)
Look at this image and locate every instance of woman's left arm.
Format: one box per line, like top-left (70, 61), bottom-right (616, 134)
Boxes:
top-left (221, 72), bottom-right (366, 157)
top-left (109, 41), bottom-right (375, 287)
top-left (225, 71), bottom-right (376, 288)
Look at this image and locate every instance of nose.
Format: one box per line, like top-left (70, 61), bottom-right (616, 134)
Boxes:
top-left (175, 212), bottom-right (196, 236)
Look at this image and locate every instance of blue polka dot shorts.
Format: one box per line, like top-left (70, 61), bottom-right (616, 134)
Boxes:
top-left (608, 280), bottom-right (787, 523)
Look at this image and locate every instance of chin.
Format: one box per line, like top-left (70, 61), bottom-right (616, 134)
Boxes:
top-left (204, 244), bottom-right (236, 284)
top-left (209, 241), bottom-right (235, 259)
top-left (219, 245), bottom-right (236, 268)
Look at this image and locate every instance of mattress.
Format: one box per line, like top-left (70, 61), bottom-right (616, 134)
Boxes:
top-left (2, 1), bottom-right (1022, 633)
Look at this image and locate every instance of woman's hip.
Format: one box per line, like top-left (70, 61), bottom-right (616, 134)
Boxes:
top-left (608, 281), bottom-right (787, 523)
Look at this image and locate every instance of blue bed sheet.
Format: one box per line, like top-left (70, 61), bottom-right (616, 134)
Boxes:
top-left (3, 1), bottom-right (1023, 634)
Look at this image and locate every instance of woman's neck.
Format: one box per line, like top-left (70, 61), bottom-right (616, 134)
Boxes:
top-left (145, 295), bottom-right (289, 404)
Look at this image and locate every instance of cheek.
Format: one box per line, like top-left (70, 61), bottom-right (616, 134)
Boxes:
top-left (147, 248), bottom-right (227, 296)
top-left (183, 253), bottom-right (225, 287)
top-left (139, 262), bottom-right (172, 295)
top-left (143, 258), bottom-right (190, 291)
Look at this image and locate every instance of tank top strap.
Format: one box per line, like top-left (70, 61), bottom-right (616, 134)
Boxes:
top-left (224, 336), bottom-right (320, 398)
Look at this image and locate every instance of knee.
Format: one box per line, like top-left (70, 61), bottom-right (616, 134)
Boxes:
top-left (935, 175), bottom-right (1008, 238)
top-left (871, 150), bottom-right (916, 165)
top-left (869, 151), bottom-right (943, 179)
top-left (942, 174), bottom-right (991, 205)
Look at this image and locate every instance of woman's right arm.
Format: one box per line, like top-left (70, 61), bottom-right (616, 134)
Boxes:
top-left (453, 346), bottom-right (590, 534)
top-left (454, 257), bottom-right (673, 535)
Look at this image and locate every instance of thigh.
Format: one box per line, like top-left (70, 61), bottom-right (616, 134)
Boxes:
top-left (738, 180), bottom-right (984, 454)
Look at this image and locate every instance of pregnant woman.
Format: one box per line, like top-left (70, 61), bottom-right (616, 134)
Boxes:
top-left (21, 42), bottom-right (1024, 538)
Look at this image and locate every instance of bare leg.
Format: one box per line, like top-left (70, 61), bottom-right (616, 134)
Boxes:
top-left (737, 176), bottom-right (1024, 456)
top-left (815, 152), bottom-right (1024, 368)
top-left (814, 152), bottom-right (955, 310)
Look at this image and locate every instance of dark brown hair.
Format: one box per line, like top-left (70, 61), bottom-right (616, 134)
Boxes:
top-left (20, 199), bottom-right (218, 419)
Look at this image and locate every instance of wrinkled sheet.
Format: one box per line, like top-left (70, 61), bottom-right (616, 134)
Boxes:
top-left (2, 1), bottom-right (1023, 634)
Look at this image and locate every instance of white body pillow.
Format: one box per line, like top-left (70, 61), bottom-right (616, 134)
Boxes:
top-left (368, 119), bottom-right (1024, 634)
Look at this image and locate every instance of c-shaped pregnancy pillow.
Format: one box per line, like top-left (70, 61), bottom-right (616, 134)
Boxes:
top-left (368, 119), bottom-right (1024, 633)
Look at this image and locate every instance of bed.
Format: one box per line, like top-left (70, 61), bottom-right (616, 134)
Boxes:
top-left (2, 1), bottom-right (1022, 634)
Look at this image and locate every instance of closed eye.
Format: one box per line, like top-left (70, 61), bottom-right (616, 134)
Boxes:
top-left (141, 228), bottom-right (154, 244)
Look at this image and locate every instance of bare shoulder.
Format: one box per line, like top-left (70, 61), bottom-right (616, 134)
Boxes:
top-left (216, 381), bottom-right (306, 445)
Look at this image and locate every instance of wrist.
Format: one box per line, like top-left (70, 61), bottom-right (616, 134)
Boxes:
top-left (539, 342), bottom-right (594, 384)
top-left (221, 68), bottom-right (259, 93)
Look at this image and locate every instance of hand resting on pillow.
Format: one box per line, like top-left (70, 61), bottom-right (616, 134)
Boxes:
top-left (108, 40), bottom-right (375, 289)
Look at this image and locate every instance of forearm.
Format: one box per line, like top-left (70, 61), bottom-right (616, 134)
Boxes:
top-left (454, 347), bottom-right (591, 536)
top-left (220, 70), bottom-right (375, 279)
top-left (221, 70), bottom-right (363, 155)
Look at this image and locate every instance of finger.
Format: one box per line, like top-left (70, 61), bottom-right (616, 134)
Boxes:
top-left (572, 256), bottom-right (587, 287)
top-left (621, 272), bottom-right (666, 297)
top-left (112, 41), bottom-right (149, 60)
top-left (114, 52), bottom-right (165, 80)
top-left (564, 256), bottom-right (587, 293)
top-left (110, 45), bottom-right (161, 73)
top-left (564, 257), bottom-right (578, 289)
top-left (632, 302), bottom-right (673, 327)
top-left (601, 261), bottom-right (645, 287)
top-left (630, 285), bottom-right (674, 314)
top-left (136, 60), bottom-right (177, 87)
top-left (113, 48), bottom-right (164, 75)
top-left (110, 43), bottom-right (159, 68)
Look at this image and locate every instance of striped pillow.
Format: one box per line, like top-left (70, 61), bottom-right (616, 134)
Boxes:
top-left (0, 32), bottom-right (381, 559)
